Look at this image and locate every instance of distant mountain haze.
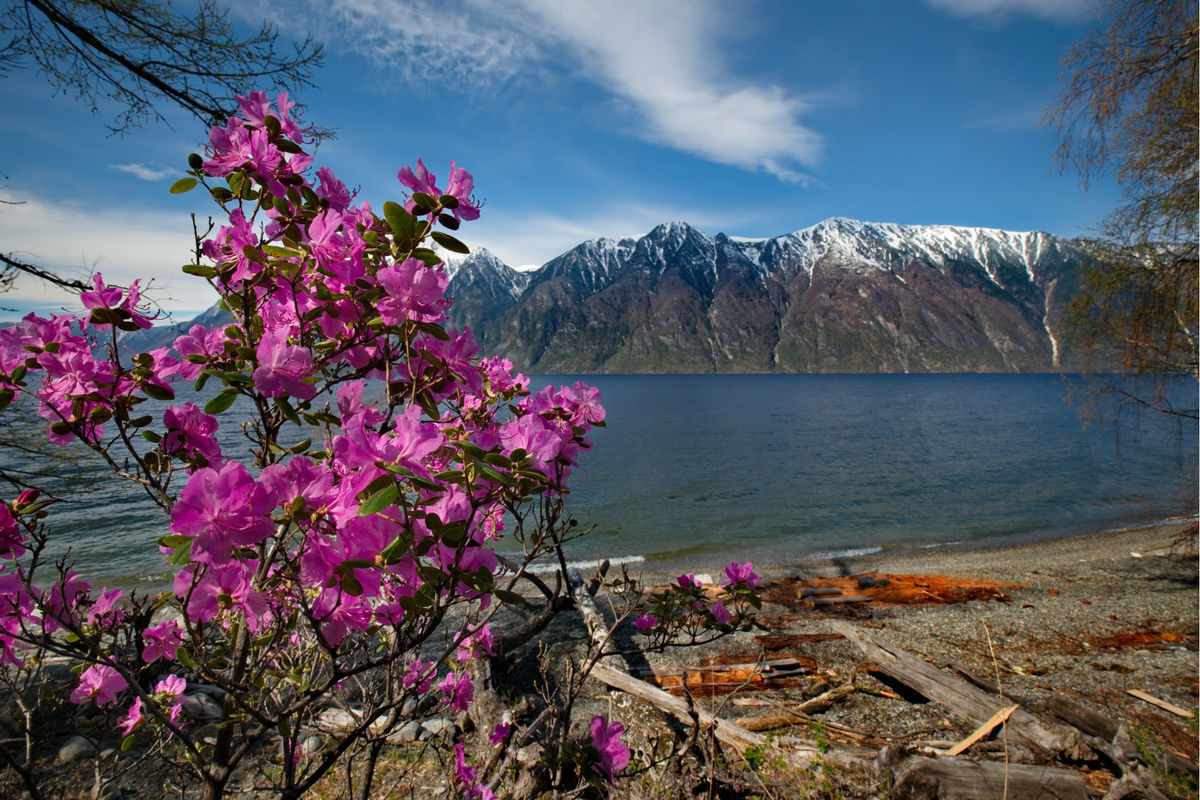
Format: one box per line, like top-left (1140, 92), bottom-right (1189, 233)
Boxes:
top-left (121, 218), bottom-right (1094, 373)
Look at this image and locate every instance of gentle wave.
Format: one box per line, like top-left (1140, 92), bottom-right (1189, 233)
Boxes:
top-left (520, 554), bottom-right (647, 575)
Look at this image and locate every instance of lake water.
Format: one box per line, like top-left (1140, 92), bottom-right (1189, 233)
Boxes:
top-left (12, 374), bottom-right (1196, 586)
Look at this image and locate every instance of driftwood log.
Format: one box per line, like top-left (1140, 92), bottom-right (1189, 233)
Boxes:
top-left (829, 620), bottom-right (1091, 761)
top-left (888, 755), bottom-right (1088, 800)
top-left (734, 683), bottom-right (856, 732)
top-left (589, 662), bottom-right (876, 772)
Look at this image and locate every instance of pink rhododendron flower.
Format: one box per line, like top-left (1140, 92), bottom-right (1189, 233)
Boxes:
top-left (633, 613), bottom-right (658, 632)
top-left (118, 696), bottom-right (145, 736)
top-left (86, 587), bottom-right (125, 629)
top-left (177, 560), bottom-right (269, 631)
top-left (453, 743), bottom-right (494, 799)
top-left (0, 504), bottom-right (25, 558)
top-left (169, 462), bottom-right (274, 563)
top-left (154, 674), bottom-right (187, 722)
top-left (724, 561), bottom-right (760, 590)
top-left (402, 659), bottom-right (433, 694)
top-left (253, 328), bottom-right (316, 400)
top-left (455, 623), bottom-right (496, 662)
top-left (711, 601), bottom-right (732, 625)
top-left (489, 721), bottom-right (511, 745)
top-left (443, 161), bottom-right (481, 222)
top-left (438, 671), bottom-right (474, 712)
top-left (161, 402), bottom-right (222, 466)
top-left (589, 715), bottom-right (630, 786)
top-left (70, 664), bottom-right (127, 706)
top-left (376, 259), bottom-right (449, 325)
top-left (142, 620), bottom-right (183, 662)
top-left (677, 573), bottom-right (700, 590)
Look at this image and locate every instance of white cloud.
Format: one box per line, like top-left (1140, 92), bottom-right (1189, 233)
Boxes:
top-left (258, 0), bottom-right (538, 86)
top-left (925, 0), bottom-right (1091, 22)
top-left (110, 163), bottom-right (176, 182)
top-left (0, 188), bottom-right (218, 316)
top-left (462, 202), bottom-right (744, 268)
top-left (269, 0), bottom-right (820, 181)
top-left (523, 0), bottom-right (820, 179)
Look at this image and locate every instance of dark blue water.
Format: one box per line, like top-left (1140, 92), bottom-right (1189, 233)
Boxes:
top-left (518, 374), bottom-right (1196, 571)
top-left (11, 374), bottom-right (1196, 585)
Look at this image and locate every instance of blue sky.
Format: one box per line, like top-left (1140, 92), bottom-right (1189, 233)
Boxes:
top-left (0, 0), bottom-right (1120, 320)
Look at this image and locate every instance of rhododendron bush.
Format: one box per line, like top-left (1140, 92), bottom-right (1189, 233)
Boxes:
top-left (0, 94), bottom-right (759, 800)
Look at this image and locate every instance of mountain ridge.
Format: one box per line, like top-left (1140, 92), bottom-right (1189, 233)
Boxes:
top-left (117, 217), bottom-right (1094, 374)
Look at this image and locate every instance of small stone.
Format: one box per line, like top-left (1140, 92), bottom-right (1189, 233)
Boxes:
top-left (183, 692), bottom-right (223, 721)
top-left (91, 780), bottom-right (121, 800)
top-left (387, 720), bottom-right (423, 743)
top-left (419, 718), bottom-right (455, 739)
top-left (186, 683), bottom-right (227, 700)
top-left (193, 723), bottom-right (219, 746)
top-left (57, 735), bottom-right (94, 764)
top-left (298, 733), bottom-right (324, 757)
top-left (317, 708), bottom-right (363, 733)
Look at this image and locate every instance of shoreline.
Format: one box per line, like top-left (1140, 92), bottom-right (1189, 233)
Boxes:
top-left (585, 516), bottom-right (1199, 784)
top-left (617, 516), bottom-right (1199, 586)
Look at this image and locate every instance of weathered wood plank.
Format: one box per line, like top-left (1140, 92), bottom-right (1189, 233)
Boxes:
top-left (946, 704), bottom-right (1018, 756)
top-left (829, 620), bottom-right (1091, 760)
top-left (891, 755), bottom-right (1088, 800)
top-left (589, 663), bottom-right (875, 771)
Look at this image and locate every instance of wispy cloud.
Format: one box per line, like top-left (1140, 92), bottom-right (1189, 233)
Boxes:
top-left (268, 0), bottom-right (820, 181)
top-left (110, 163), bottom-right (176, 181)
top-left (522, 0), bottom-right (820, 181)
top-left (258, 0), bottom-right (538, 86)
top-left (463, 202), bottom-right (758, 269)
top-left (925, 0), bottom-right (1091, 22)
top-left (0, 188), bottom-right (216, 314)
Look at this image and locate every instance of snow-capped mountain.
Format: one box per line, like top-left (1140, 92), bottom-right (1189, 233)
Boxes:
top-left (116, 217), bottom-right (1094, 374)
top-left (443, 248), bottom-right (528, 349)
top-left (472, 218), bottom-right (1087, 373)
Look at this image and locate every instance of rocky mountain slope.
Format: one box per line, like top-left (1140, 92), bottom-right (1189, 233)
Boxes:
top-left (463, 218), bottom-right (1086, 373)
top-left (115, 218), bottom-right (1092, 373)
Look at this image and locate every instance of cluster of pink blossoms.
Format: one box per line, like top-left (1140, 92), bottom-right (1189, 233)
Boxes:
top-left (0, 91), bottom-right (764, 792)
top-left (0, 92), bottom-right (603, 729)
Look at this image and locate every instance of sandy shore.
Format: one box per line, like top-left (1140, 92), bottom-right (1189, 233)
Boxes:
top-left (581, 519), bottom-right (1199, 782)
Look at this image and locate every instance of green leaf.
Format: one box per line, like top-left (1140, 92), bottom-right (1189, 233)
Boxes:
top-left (383, 200), bottom-right (419, 239)
top-left (494, 589), bottom-right (526, 605)
top-left (358, 484), bottom-right (399, 516)
top-left (157, 534), bottom-right (190, 548)
top-left (412, 248), bottom-right (442, 267)
top-left (121, 733), bottom-right (136, 752)
top-left (49, 421), bottom-right (72, 436)
top-left (289, 438), bottom-right (312, 454)
top-left (340, 573), bottom-right (364, 597)
top-left (437, 213), bottom-right (460, 231)
top-left (205, 390), bottom-right (238, 415)
top-left (0, 389), bottom-right (13, 412)
top-left (141, 430), bottom-right (162, 443)
top-left (141, 382), bottom-right (175, 401)
top-left (430, 231), bottom-right (470, 254)
top-left (182, 263), bottom-right (217, 279)
top-left (176, 647), bottom-right (197, 668)
top-left (274, 396), bottom-right (301, 426)
top-left (187, 153), bottom-right (204, 170)
top-left (166, 538), bottom-right (193, 566)
top-left (169, 177), bottom-right (198, 194)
